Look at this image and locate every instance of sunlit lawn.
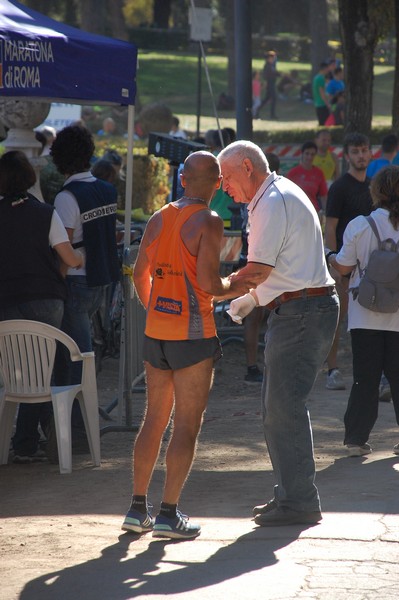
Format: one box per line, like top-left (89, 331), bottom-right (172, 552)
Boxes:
top-left (137, 51), bottom-right (394, 134)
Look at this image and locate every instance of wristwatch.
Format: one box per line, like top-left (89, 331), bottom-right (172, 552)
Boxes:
top-left (324, 249), bottom-right (337, 267)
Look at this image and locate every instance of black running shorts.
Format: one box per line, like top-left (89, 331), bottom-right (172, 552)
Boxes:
top-left (143, 335), bottom-right (222, 370)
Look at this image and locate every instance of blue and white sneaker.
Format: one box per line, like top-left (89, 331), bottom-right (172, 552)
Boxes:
top-left (152, 510), bottom-right (201, 540)
top-left (121, 507), bottom-right (154, 534)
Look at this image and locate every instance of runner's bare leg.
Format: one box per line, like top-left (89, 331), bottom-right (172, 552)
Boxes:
top-left (162, 357), bottom-right (214, 504)
top-left (132, 362), bottom-right (174, 496)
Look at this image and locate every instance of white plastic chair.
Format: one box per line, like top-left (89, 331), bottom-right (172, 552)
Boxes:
top-left (0, 320), bottom-right (101, 474)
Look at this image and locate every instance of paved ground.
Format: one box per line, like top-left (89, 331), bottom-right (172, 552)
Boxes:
top-left (1, 333), bottom-right (399, 600)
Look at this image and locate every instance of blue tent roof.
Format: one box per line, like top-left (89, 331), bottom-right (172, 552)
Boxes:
top-left (0, 0), bottom-right (137, 105)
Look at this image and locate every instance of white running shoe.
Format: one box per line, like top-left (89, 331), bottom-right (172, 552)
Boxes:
top-left (326, 368), bottom-right (346, 390)
top-left (346, 443), bottom-right (372, 457)
top-left (379, 377), bottom-right (391, 402)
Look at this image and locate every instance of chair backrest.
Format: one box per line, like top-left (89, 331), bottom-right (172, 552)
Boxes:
top-left (0, 320), bottom-right (82, 397)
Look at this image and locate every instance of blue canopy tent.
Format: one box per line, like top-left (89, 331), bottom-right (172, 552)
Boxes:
top-left (0, 0), bottom-right (140, 428)
top-left (0, 0), bottom-right (138, 249)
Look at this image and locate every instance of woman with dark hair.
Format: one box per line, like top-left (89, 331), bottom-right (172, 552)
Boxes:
top-left (328, 165), bottom-right (399, 457)
top-left (0, 150), bottom-right (84, 463)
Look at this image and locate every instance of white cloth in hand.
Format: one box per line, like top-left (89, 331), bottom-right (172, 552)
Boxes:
top-left (226, 293), bottom-right (256, 324)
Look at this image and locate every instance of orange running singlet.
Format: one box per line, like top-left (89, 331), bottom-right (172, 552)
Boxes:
top-left (145, 203), bottom-right (216, 341)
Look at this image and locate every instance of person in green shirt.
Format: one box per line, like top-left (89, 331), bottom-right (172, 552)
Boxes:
top-left (312, 62), bottom-right (332, 126)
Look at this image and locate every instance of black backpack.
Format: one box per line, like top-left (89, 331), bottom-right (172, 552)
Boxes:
top-left (352, 215), bottom-right (399, 313)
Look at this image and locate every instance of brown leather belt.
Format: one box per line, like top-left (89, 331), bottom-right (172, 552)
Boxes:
top-left (266, 286), bottom-right (336, 311)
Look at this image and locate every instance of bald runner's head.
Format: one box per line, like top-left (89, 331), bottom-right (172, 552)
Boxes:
top-left (181, 151), bottom-right (221, 201)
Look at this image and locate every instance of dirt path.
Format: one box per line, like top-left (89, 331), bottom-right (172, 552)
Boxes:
top-left (2, 329), bottom-right (399, 599)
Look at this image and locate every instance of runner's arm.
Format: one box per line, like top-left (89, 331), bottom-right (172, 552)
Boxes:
top-left (133, 214), bottom-right (161, 308)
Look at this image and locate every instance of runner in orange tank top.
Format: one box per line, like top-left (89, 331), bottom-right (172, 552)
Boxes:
top-left (145, 202), bottom-right (216, 340)
top-left (122, 151), bottom-right (256, 540)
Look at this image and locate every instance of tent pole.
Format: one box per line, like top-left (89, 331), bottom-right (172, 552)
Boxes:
top-left (124, 104), bottom-right (135, 249)
top-left (120, 103), bottom-right (135, 426)
top-left (102, 104), bottom-right (141, 434)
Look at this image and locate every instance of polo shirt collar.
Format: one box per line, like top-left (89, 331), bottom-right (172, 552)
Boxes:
top-left (248, 170), bottom-right (278, 212)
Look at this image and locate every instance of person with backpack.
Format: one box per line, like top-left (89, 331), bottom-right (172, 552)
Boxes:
top-left (324, 132), bottom-right (373, 390)
top-left (326, 165), bottom-right (399, 457)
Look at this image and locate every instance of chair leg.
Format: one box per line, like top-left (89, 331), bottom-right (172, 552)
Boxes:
top-left (77, 391), bottom-right (101, 467)
top-left (52, 394), bottom-right (75, 474)
top-left (0, 400), bottom-right (18, 464)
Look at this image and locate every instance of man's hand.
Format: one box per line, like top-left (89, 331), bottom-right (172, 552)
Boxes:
top-left (227, 293), bottom-right (256, 324)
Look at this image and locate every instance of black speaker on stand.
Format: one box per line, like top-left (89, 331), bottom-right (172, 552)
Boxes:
top-left (148, 132), bottom-right (208, 201)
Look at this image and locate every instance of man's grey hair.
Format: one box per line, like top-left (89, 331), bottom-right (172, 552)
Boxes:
top-left (218, 140), bottom-right (269, 174)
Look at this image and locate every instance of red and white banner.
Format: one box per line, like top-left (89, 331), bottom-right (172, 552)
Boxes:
top-left (262, 144), bottom-right (381, 160)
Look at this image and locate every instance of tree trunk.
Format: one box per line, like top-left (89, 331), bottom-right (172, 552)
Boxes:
top-left (392, 1), bottom-right (399, 134)
top-left (338, 0), bottom-right (378, 136)
top-left (80, 0), bottom-right (106, 34)
top-left (107, 0), bottom-right (128, 41)
top-left (64, 0), bottom-right (79, 28)
top-left (309, 0), bottom-right (329, 77)
top-left (153, 0), bottom-right (172, 29)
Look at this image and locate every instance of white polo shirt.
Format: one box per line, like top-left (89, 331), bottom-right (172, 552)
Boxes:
top-left (336, 207), bottom-right (399, 331)
top-left (247, 171), bottom-right (334, 306)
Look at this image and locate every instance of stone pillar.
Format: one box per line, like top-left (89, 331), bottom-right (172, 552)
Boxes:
top-left (0, 99), bottom-right (51, 200)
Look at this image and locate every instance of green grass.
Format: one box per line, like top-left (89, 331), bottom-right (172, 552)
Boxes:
top-left (136, 51), bottom-right (395, 139)
top-left (373, 66), bottom-right (395, 118)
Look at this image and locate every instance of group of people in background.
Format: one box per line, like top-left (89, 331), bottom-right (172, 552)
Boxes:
top-left (312, 59), bottom-right (345, 126)
top-left (252, 50), bottom-right (297, 120)
top-left (251, 51), bottom-right (344, 128)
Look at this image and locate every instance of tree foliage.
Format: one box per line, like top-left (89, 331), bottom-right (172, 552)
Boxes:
top-left (123, 0), bottom-right (153, 27)
top-left (19, 0), bottom-right (78, 25)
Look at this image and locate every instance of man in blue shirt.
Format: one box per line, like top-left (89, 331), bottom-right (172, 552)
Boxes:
top-left (326, 67), bottom-right (345, 101)
top-left (368, 134), bottom-right (398, 178)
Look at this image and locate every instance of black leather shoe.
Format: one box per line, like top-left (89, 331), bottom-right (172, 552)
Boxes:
top-left (252, 498), bottom-right (277, 517)
top-left (254, 506), bottom-right (322, 527)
